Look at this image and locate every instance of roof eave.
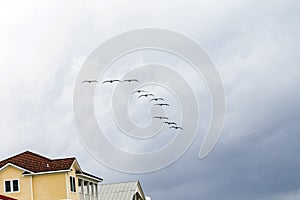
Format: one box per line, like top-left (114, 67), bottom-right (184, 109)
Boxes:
top-left (0, 163), bottom-right (34, 173)
top-left (23, 169), bottom-right (71, 176)
top-left (76, 172), bottom-right (103, 182)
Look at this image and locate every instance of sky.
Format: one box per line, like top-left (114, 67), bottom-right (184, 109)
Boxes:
top-left (1, 0), bottom-right (300, 199)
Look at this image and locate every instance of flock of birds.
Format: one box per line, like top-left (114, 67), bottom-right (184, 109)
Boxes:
top-left (82, 79), bottom-right (183, 131)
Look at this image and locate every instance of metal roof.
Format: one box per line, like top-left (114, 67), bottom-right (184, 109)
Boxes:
top-left (99, 181), bottom-right (145, 200)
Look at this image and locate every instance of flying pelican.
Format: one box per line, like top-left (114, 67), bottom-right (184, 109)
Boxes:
top-left (132, 89), bottom-right (148, 94)
top-left (163, 121), bottom-right (177, 125)
top-left (153, 116), bottom-right (169, 120)
top-left (122, 79), bottom-right (139, 83)
top-left (138, 93), bottom-right (155, 98)
top-left (81, 80), bottom-right (99, 84)
top-left (154, 103), bottom-right (170, 107)
top-left (170, 126), bottom-right (183, 130)
top-left (149, 98), bottom-right (164, 102)
top-left (102, 79), bottom-right (121, 84)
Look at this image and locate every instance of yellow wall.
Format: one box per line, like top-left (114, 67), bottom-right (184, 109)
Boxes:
top-left (0, 165), bottom-right (32, 200)
top-left (32, 172), bottom-right (67, 200)
top-left (0, 162), bottom-right (97, 200)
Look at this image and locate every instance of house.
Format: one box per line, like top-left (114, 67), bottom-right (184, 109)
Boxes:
top-left (0, 151), bottom-right (103, 200)
top-left (98, 181), bottom-right (148, 200)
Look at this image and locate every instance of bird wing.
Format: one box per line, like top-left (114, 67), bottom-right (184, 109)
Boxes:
top-left (82, 80), bottom-right (98, 83)
top-left (154, 116), bottom-right (167, 119)
top-left (138, 95), bottom-right (146, 98)
top-left (124, 79), bottom-right (138, 82)
top-left (134, 90), bottom-right (148, 93)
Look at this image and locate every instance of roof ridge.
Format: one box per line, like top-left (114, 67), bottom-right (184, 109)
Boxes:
top-left (52, 157), bottom-right (76, 161)
top-left (0, 151), bottom-right (76, 163)
top-left (0, 150), bottom-right (44, 163)
top-left (100, 180), bottom-right (139, 186)
top-left (23, 151), bottom-right (52, 161)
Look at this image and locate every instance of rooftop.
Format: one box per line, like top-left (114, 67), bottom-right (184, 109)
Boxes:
top-left (0, 151), bottom-right (102, 181)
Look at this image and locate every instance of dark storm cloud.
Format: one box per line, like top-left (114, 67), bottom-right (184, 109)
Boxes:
top-left (0, 0), bottom-right (299, 200)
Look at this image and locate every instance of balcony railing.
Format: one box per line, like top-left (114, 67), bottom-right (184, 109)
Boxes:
top-left (79, 192), bottom-right (98, 200)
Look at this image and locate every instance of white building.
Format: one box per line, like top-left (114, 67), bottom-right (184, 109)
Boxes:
top-left (98, 181), bottom-right (147, 200)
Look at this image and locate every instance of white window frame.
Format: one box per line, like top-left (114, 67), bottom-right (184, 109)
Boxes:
top-left (4, 179), bottom-right (20, 193)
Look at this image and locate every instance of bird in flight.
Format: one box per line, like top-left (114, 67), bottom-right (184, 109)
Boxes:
top-left (138, 93), bottom-right (155, 98)
top-left (170, 126), bottom-right (183, 130)
top-left (81, 80), bottom-right (99, 84)
top-left (102, 79), bottom-right (121, 84)
top-left (122, 79), bottom-right (139, 83)
top-left (132, 89), bottom-right (148, 94)
top-left (154, 103), bottom-right (170, 107)
top-left (163, 121), bottom-right (177, 125)
top-left (149, 98), bottom-right (164, 102)
top-left (153, 116), bottom-right (169, 120)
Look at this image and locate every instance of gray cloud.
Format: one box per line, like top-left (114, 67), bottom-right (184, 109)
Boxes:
top-left (0, 0), bottom-right (299, 199)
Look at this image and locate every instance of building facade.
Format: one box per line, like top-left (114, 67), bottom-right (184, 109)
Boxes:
top-left (0, 151), bottom-right (102, 200)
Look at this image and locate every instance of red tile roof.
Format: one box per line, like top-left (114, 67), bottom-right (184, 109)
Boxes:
top-left (0, 151), bottom-right (75, 173)
top-left (0, 194), bottom-right (17, 200)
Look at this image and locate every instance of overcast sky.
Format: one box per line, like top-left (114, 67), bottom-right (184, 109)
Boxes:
top-left (1, 0), bottom-right (300, 199)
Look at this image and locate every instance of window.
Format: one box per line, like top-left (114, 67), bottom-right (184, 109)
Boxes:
top-left (12, 180), bottom-right (19, 191)
top-left (70, 176), bottom-right (76, 192)
top-left (4, 180), bottom-right (19, 193)
top-left (5, 181), bottom-right (11, 192)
